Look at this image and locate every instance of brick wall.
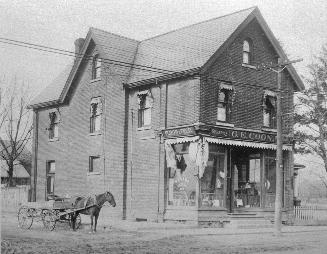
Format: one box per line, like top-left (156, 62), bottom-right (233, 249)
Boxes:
top-left (200, 19), bottom-right (295, 136)
top-left (35, 42), bottom-right (131, 219)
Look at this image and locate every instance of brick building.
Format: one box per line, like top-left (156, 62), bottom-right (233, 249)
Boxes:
top-left (29, 7), bottom-right (304, 224)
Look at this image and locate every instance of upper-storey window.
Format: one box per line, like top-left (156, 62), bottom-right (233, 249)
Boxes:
top-left (243, 39), bottom-right (252, 65)
top-left (217, 83), bottom-right (233, 123)
top-left (137, 90), bottom-right (153, 128)
top-left (263, 91), bottom-right (277, 129)
top-left (92, 54), bottom-right (101, 80)
top-left (46, 160), bottom-right (55, 198)
top-left (48, 111), bottom-right (59, 140)
top-left (90, 97), bottom-right (102, 133)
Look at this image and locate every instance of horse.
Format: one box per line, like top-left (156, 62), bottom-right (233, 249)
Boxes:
top-left (71, 191), bottom-right (116, 232)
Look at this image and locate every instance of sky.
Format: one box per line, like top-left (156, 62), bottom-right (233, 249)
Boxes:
top-left (0, 0), bottom-right (327, 98)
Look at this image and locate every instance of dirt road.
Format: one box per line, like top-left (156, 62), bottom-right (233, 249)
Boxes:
top-left (2, 210), bottom-right (327, 254)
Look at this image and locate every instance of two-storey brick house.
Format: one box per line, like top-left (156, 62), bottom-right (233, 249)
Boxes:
top-left (29, 7), bottom-right (304, 224)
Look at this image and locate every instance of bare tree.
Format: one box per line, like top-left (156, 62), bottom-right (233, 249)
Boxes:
top-left (0, 79), bottom-right (33, 186)
top-left (294, 44), bottom-right (327, 174)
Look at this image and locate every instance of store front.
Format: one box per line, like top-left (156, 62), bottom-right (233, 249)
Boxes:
top-left (163, 125), bottom-right (292, 222)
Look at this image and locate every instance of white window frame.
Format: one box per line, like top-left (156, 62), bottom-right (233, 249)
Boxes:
top-left (90, 97), bottom-right (102, 133)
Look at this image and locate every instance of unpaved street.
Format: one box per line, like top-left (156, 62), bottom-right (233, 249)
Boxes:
top-left (2, 210), bottom-right (327, 254)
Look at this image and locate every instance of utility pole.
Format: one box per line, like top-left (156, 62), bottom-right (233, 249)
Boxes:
top-left (257, 58), bottom-right (302, 236)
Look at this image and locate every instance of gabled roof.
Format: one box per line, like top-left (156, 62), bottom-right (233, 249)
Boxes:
top-left (128, 6), bottom-right (255, 84)
top-left (29, 6), bottom-right (304, 109)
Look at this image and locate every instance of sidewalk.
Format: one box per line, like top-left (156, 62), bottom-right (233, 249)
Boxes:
top-left (101, 217), bottom-right (327, 236)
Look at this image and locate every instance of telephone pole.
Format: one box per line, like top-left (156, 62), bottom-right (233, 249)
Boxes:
top-left (257, 57), bottom-right (302, 236)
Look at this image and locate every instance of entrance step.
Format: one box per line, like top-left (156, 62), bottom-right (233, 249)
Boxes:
top-left (225, 213), bottom-right (273, 229)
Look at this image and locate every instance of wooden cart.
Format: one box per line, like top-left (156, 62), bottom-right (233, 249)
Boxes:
top-left (17, 198), bottom-right (84, 231)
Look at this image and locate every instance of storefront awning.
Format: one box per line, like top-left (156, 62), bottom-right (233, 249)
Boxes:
top-left (204, 137), bottom-right (292, 151)
top-left (165, 136), bottom-right (199, 145)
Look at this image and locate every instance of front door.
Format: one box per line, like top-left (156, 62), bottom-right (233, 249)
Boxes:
top-left (231, 149), bottom-right (262, 211)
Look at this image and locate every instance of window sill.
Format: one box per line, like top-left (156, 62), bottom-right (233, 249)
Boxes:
top-left (261, 127), bottom-right (277, 133)
top-left (242, 63), bottom-right (257, 69)
top-left (137, 126), bottom-right (152, 131)
top-left (90, 78), bottom-right (101, 83)
top-left (216, 122), bottom-right (234, 128)
top-left (49, 138), bottom-right (59, 142)
top-left (89, 132), bottom-right (102, 136)
top-left (87, 172), bottom-right (101, 176)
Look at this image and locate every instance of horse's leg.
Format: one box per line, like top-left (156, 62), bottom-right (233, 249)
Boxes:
top-left (94, 213), bottom-right (99, 232)
top-left (71, 213), bottom-right (76, 231)
top-left (90, 214), bottom-right (94, 233)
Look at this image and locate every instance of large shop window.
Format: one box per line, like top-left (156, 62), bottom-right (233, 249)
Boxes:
top-left (137, 91), bottom-right (153, 128)
top-left (200, 144), bottom-right (226, 208)
top-left (217, 83), bottom-right (233, 123)
top-left (46, 160), bottom-right (55, 198)
top-left (48, 111), bottom-right (59, 140)
top-left (263, 91), bottom-right (277, 129)
top-left (90, 97), bottom-right (102, 133)
top-left (167, 143), bottom-right (197, 207)
top-left (264, 151), bottom-right (277, 208)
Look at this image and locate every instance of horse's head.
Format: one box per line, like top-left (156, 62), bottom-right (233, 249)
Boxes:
top-left (105, 191), bottom-right (116, 207)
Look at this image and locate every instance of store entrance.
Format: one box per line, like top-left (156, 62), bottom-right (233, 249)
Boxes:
top-left (230, 148), bottom-right (262, 211)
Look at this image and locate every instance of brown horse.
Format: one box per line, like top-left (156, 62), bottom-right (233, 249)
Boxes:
top-left (71, 191), bottom-right (116, 232)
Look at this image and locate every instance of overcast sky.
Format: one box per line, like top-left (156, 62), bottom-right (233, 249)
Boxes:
top-left (1, 0), bottom-right (326, 98)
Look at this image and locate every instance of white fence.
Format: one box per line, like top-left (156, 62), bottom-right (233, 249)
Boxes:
top-left (294, 205), bottom-right (327, 225)
top-left (1, 186), bottom-right (30, 210)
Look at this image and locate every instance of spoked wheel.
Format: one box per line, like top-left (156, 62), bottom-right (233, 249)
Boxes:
top-left (42, 210), bottom-right (57, 231)
top-left (17, 206), bottom-right (33, 229)
top-left (69, 214), bottom-right (82, 229)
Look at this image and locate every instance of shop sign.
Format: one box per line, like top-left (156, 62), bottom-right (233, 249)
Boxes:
top-left (209, 127), bottom-right (276, 143)
top-left (163, 126), bottom-right (196, 138)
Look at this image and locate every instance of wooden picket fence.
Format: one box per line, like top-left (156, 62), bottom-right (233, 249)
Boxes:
top-left (294, 205), bottom-right (327, 225)
top-left (1, 186), bottom-right (30, 211)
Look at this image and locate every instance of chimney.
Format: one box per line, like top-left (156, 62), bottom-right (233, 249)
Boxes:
top-left (74, 38), bottom-right (85, 61)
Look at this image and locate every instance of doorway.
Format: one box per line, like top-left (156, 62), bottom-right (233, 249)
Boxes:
top-left (230, 148), bottom-right (262, 211)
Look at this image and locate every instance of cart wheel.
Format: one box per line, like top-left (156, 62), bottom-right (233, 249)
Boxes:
top-left (42, 210), bottom-right (57, 231)
top-left (69, 214), bottom-right (82, 229)
top-left (17, 206), bottom-right (33, 229)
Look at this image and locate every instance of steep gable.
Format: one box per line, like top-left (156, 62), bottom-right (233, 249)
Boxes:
top-left (128, 7), bottom-right (255, 84)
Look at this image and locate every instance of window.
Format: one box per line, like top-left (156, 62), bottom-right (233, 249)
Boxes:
top-left (90, 97), bottom-right (102, 133)
top-left (48, 111), bottom-right (59, 140)
top-left (89, 156), bottom-right (101, 173)
top-left (217, 83), bottom-right (233, 122)
top-left (243, 39), bottom-right (252, 64)
top-left (200, 144), bottom-right (226, 208)
top-left (137, 91), bottom-right (153, 128)
top-left (263, 91), bottom-right (277, 129)
top-left (46, 161), bottom-right (55, 197)
top-left (92, 54), bottom-right (101, 80)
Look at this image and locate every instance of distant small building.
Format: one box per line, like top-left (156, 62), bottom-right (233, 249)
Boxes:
top-left (0, 160), bottom-right (31, 186)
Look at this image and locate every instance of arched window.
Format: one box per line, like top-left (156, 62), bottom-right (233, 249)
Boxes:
top-left (243, 40), bottom-right (252, 64)
top-left (92, 54), bottom-right (101, 79)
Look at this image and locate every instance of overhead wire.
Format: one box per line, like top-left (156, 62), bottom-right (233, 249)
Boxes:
top-left (0, 37), bottom-right (176, 76)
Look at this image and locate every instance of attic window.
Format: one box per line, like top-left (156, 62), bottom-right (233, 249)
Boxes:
top-left (243, 39), bottom-right (253, 65)
top-left (92, 54), bottom-right (101, 80)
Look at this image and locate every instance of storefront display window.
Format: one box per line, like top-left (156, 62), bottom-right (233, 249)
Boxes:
top-left (264, 151), bottom-right (276, 208)
top-left (200, 145), bottom-right (226, 208)
top-left (167, 143), bottom-right (196, 207)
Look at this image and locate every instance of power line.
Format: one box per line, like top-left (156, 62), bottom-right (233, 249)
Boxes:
top-left (0, 37), bottom-right (177, 76)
